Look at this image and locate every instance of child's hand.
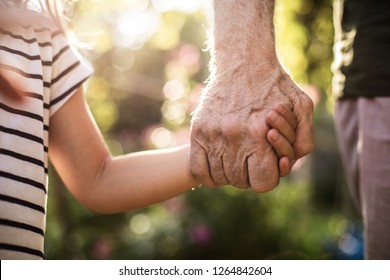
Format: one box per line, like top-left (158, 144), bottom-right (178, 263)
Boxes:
top-left (266, 104), bottom-right (297, 177)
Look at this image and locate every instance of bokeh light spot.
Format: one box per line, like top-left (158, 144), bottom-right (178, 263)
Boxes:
top-left (150, 127), bottom-right (175, 148)
top-left (130, 214), bottom-right (151, 235)
top-left (163, 79), bottom-right (186, 100)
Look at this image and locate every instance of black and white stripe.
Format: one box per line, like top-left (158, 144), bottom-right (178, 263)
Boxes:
top-left (0, 9), bottom-right (92, 260)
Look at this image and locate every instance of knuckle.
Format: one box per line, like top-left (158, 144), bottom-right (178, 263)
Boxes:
top-left (306, 141), bottom-right (315, 154)
top-left (224, 164), bottom-right (249, 189)
top-left (232, 181), bottom-right (249, 189)
top-left (296, 141), bottom-right (314, 158)
top-left (249, 121), bottom-right (267, 139)
top-left (211, 121), bottom-right (222, 134)
top-left (304, 137), bottom-right (315, 154)
top-left (189, 157), bottom-right (202, 176)
top-left (189, 152), bottom-right (209, 181)
top-left (301, 93), bottom-right (314, 112)
top-left (267, 111), bottom-right (279, 125)
top-left (274, 104), bottom-right (287, 119)
top-left (190, 166), bottom-right (203, 182)
top-left (200, 120), bottom-right (221, 139)
top-left (279, 102), bottom-right (293, 112)
top-left (210, 171), bottom-right (225, 186)
top-left (191, 121), bottom-right (205, 138)
top-left (221, 117), bottom-right (242, 138)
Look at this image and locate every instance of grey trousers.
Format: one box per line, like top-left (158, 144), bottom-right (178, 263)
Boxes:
top-left (335, 97), bottom-right (390, 259)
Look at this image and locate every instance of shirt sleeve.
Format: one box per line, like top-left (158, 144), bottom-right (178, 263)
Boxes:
top-left (49, 30), bottom-right (93, 116)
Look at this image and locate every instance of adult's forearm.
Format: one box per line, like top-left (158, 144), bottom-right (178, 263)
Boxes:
top-left (210, 0), bottom-right (278, 76)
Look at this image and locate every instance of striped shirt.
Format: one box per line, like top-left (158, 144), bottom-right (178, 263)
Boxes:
top-left (0, 9), bottom-right (92, 259)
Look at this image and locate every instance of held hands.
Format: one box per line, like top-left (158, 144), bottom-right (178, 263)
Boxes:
top-left (190, 66), bottom-right (314, 192)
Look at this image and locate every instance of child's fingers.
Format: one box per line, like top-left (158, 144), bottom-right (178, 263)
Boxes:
top-left (275, 104), bottom-right (297, 130)
top-left (279, 157), bottom-right (292, 177)
top-left (267, 128), bottom-right (295, 160)
top-left (266, 110), bottom-right (296, 144)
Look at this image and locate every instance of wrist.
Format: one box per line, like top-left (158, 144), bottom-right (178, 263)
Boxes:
top-left (215, 57), bottom-right (280, 80)
top-left (210, 59), bottom-right (283, 93)
top-left (178, 144), bottom-right (198, 187)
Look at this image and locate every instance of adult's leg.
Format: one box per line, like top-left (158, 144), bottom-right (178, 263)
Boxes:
top-left (335, 99), bottom-right (361, 212)
top-left (359, 97), bottom-right (390, 259)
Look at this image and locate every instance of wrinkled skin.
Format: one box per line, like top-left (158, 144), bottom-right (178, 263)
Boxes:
top-left (190, 66), bottom-right (314, 192)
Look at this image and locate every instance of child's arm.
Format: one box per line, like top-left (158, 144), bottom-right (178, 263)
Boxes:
top-left (49, 87), bottom-right (197, 213)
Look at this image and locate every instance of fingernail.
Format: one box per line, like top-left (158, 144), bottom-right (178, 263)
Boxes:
top-left (269, 130), bottom-right (279, 141)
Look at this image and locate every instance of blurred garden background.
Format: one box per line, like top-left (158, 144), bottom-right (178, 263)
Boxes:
top-left (46, 0), bottom-right (363, 259)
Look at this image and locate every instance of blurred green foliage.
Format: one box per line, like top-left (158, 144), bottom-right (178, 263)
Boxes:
top-left (46, 0), bottom-right (361, 259)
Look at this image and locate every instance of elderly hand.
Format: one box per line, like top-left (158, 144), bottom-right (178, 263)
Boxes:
top-left (190, 65), bottom-right (313, 192)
